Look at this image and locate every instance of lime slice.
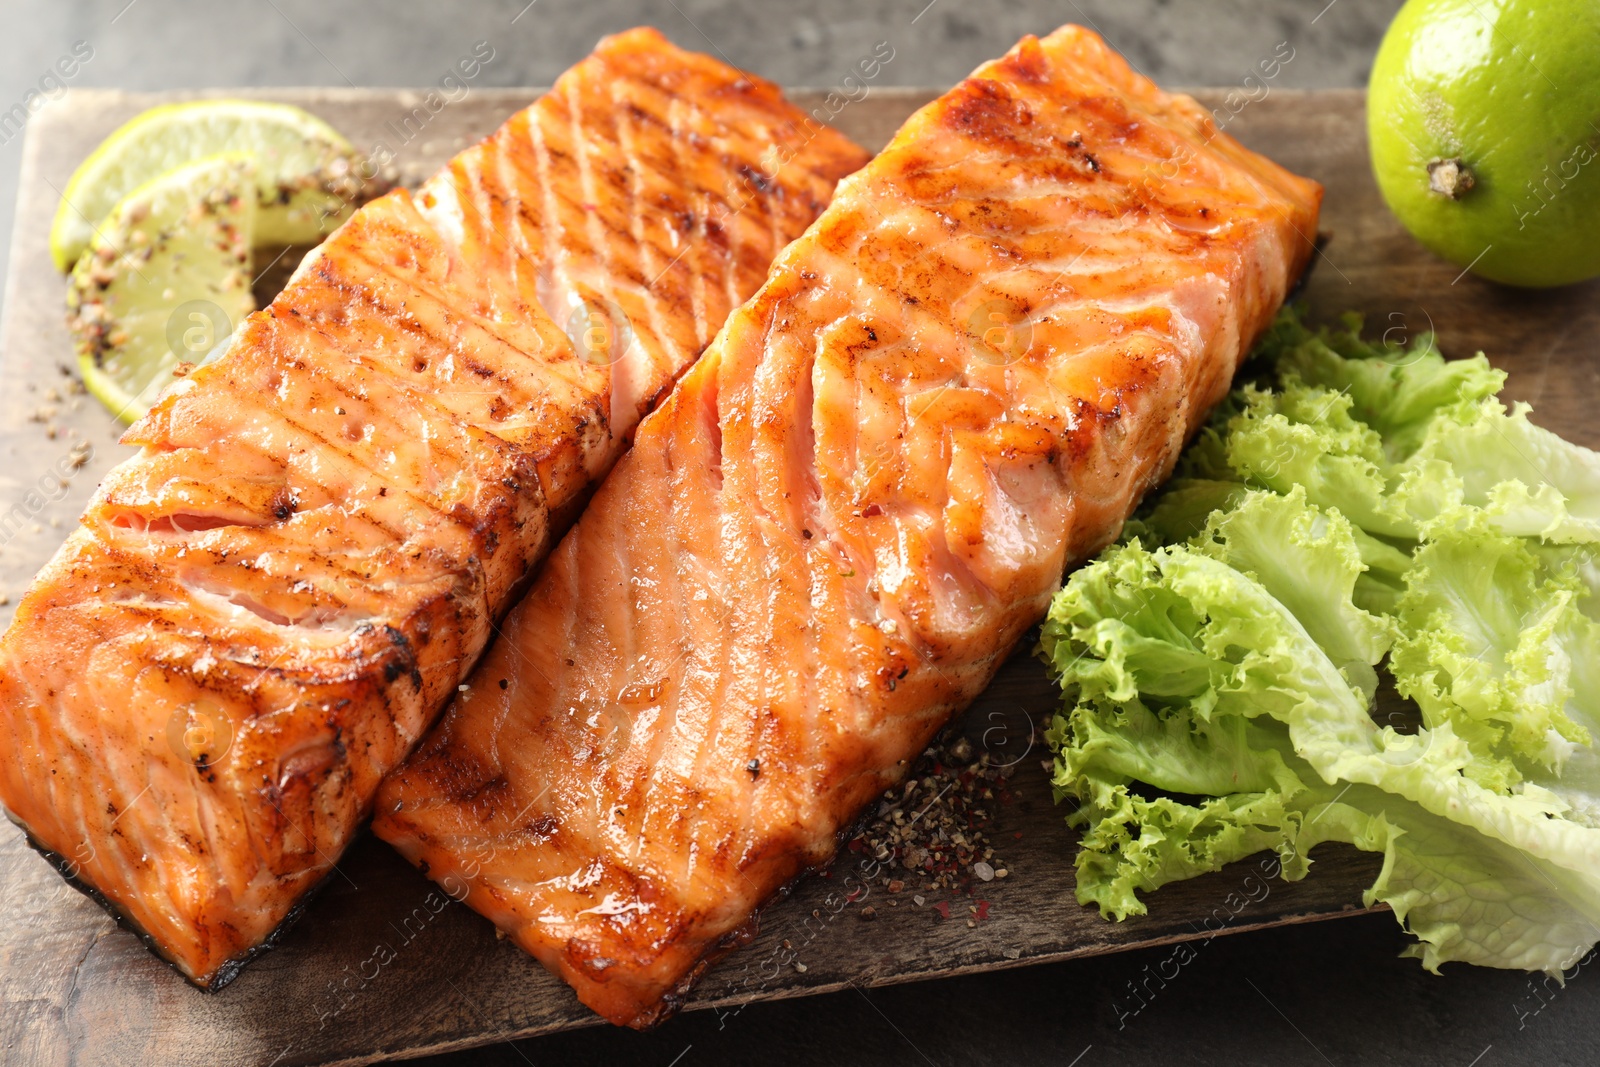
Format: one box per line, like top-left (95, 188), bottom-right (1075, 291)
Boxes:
top-left (51, 100), bottom-right (363, 271)
top-left (68, 154), bottom-right (257, 423)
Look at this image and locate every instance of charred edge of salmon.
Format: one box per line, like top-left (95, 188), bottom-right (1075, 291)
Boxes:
top-left (628, 912), bottom-right (765, 1029)
top-left (620, 734), bottom-right (945, 1029)
top-left (601, 824), bottom-right (831, 1028)
top-left (7, 810), bottom-right (331, 991)
top-left (625, 851), bottom-right (870, 1027)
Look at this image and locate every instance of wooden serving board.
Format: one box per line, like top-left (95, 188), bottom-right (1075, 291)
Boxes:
top-left (1, 86), bottom-right (1596, 1067)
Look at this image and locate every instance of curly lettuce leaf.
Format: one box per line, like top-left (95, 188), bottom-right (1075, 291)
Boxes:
top-left (1396, 401), bottom-right (1600, 543)
top-left (1390, 519), bottom-right (1597, 786)
top-left (1192, 487), bottom-right (1395, 701)
top-left (1043, 523), bottom-right (1600, 975)
top-left (1222, 378), bottom-right (1416, 538)
top-left (1046, 306), bottom-right (1600, 977)
top-left (1178, 307), bottom-right (1600, 545)
top-left (1268, 315), bottom-right (1501, 463)
top-left (1389, 518), bottom-right (1600, 836)
top-left (1195, 309), bottom-right (1494, 539)
top-left (1365, 791), bottom-right (1600, 974)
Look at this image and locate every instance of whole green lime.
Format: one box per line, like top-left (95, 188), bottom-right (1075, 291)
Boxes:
top-left (1368, 0), bottom-right (1600, 287)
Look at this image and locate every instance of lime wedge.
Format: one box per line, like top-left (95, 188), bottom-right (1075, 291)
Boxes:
top-left (68, 154), bottom-right (258, 423)
top-left (51, 100), bottom-right (363, 271)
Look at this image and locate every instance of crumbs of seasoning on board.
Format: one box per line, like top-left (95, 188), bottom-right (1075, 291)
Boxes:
top-left (845, 729), bottom-right (1013, 900)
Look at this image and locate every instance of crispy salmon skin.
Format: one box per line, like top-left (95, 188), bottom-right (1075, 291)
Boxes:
top-left (0, 27), bottom-right (867, 988)
top-left (374, 25), bottom-right (1321, 1027)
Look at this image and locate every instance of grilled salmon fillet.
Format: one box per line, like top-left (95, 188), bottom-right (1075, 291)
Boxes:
top-left (374, 25), bottom-right (1322, 1027)
top-left (0, 27), bottom-right (867, 988)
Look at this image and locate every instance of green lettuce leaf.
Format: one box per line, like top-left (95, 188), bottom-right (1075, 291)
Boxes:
top-left (1167, 307), bottom-right (1600, 545)
top-left (1047, 305), bottom-right (1600, 977)
top-left (1044, 487), bottom-right (1600, 976)
top-left (1222, 378), bottom-right (1416, 538)
top-left (1191, 309), bottom-right (1496, 539)
top-left (1267, 315), bottom-right (1501, 463)
top-left (1390, 518), bottom-right (1598, 787)
top-left (1396, 401), bottom-right (1600, 543)
top-left (1192, 487), bottom-right (1395, 701)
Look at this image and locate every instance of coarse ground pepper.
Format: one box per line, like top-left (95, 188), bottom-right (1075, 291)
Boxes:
top-left (844, 731), bottom-right (1014, 909)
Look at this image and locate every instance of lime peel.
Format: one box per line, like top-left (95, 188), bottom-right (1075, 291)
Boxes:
top-left (1369, 0), bottom-right (1600, 287)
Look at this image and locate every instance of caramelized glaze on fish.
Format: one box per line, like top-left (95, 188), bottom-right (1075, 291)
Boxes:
top-left (374, 25), bottom-right (1322, 1027)
top-left (0, 27), bottom-right (867, 988)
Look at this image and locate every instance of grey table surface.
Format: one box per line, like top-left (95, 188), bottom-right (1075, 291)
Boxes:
top-left (6, 1), bottom-right (1598, 1065)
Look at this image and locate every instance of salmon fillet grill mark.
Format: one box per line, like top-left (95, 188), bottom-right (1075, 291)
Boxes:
top-left (0, 26), bottom-right (869, 988)
top-left (374, 24), bottom-right (1323, 1028)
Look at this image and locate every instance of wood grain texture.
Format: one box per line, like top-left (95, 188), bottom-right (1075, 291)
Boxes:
top-left (1, 84), bottom-right (1594, 1067)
